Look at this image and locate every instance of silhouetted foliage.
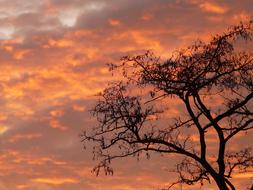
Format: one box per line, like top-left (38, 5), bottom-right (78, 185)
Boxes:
top-left (82, 21), bottom-right (253, 190)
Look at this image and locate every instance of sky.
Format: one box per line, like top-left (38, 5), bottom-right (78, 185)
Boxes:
top-left (0, 0), bottom-right (252, 190)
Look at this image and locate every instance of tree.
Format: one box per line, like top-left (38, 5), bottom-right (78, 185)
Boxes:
top-left (82, 21), bottom-right (253, 190)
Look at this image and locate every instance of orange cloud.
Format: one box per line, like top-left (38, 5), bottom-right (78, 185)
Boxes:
top-left (141, 13), bottom-right (153, 21)
top-left (0, 113), bottom-right (8, 121)
top-left (2, 45), bottom-right (13, 52)
top-left (72, 104), bottom-right (86, 112)
top-left (109, 19), bottom-right (121, 26)
top-left (43, 0), bottom-right (59, 15)
top-left (13, 49), bottom-right (31, 60)
top-left (16, 185), bottom-right (28, 189)
top-left (200, 2), bottom-right (227, 14)
top-left (8, 133), bottom-right (42, 143)
top-left (0, 125), bottom-right (8, 135)
top-left (31, 177), bottom-right (79, 185)
top-left (234, 172), bottom-right (253, 179)
top-left (50, 109), bottom-right (65, 117)
top-left (49, 119), bottom-right (67, 130)
top-left (233, 12), bottom-right (250, 22)
top-left (0, 1), bottom-right (252, 190)
top-left (47, 39), bottom-right (73, 48)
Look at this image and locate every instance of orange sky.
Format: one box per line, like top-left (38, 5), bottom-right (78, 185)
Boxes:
top-left (0, 0), bottom-right (253, 190)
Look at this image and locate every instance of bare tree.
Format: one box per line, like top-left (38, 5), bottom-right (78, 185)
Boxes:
top-left (82, 21), bottom-right (253, 190)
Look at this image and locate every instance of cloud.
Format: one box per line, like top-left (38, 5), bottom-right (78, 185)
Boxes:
top-left (0, 125), bottom-right (8, 135)
top-left (0, 181), bottom-right (9, 190)
top-left (8, 133), bottom-right (42, 143)
top-left (234, 172), bottom-right (253, 179)
top-left (199, 2), bottom-right (227, 14)
top-left (31, 177), bottom-right (79, 185)
top-left (18, 183), bottom-right (55, 190)
top-left (0, 0), bottom-right (252, 190)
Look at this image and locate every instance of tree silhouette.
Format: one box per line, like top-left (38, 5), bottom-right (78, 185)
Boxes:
top-left (82, 21), bottom-right (253, 190)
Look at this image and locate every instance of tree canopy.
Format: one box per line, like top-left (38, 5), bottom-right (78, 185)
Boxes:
top-left (82, 21), bottom-right (253, 190)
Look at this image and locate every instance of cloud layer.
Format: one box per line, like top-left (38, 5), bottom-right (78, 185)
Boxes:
top-left (0, 0), bottom-right (252, 189)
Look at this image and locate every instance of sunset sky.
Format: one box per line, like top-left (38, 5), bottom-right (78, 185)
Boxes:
top-left (0, 0), bottom-right (253, 190)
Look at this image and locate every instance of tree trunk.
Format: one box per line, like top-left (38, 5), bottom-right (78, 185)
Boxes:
top-left (214, 177), bottom-right (230, 190)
